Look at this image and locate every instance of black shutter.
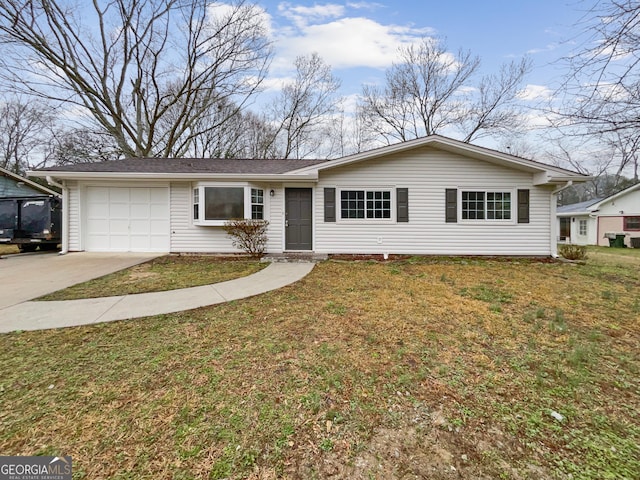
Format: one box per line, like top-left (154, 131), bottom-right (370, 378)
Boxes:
top-left (397, 188), bottom-right (409, 222)
top-left (445, 189), bottom-right (457, 223)
top-left (324, 187), bottom-right (336, 222)
top-left (517, 189), bottom-right (530, 224)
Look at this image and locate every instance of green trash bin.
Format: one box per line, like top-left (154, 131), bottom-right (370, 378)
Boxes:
top-left (613, 234), bottom-right (626, 248)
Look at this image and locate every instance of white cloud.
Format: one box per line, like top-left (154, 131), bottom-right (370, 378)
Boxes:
top-left (278, 2), bottom-right (345, 28)
top-left (526, 43), bottom-right (558, 55)
top-left (518, 84), bottom-right (554, 101)
top-left (270, 14), bottom-right (433, 72)
top-left (259, 75), bottom-right (296, 92)
top-left (347, 1), bottom-right (385, 10)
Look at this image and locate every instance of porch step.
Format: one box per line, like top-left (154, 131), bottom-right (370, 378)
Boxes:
top-left (261, 253), bottom-right (328, 263)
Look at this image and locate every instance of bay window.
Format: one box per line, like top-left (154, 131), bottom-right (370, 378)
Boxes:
top-left (193, 184), bottom-right (264, 225)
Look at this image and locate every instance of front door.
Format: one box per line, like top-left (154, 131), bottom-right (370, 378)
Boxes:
top-left (285, 188), bottom-right (312, 250)
top-left (559, 217), bottom-right (571, 241)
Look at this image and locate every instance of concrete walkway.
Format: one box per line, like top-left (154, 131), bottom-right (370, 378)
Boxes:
top-left (0, 262), bottom-right (314, 333)
top-left (0, 252), bottom-right (163, 309)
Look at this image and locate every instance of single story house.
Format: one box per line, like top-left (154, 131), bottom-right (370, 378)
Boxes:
top-left (29, 135), bottom-right (589, 257)
top-left (1, 166), bottom-right (59, 198)
top-left (557, 183), bottom-right (640, 247)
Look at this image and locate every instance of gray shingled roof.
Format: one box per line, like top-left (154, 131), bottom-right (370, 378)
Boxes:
top-left (557, 198), bottom-right (603, 214)
top-left (37, 158), bottom-right (327, 174)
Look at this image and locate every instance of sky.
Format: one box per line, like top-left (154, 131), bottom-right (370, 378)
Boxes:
top-left (256, 0), bottom-right (590, 102)
top-left (242, 0), bottom-right (600, 151)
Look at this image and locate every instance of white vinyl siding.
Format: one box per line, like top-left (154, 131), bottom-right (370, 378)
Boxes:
top-left (68, 181), bottom-right (81, 252)
top-left (170, 182), bottom-right (282, 253)
top-left (316, 146), bottom-right (552, 256)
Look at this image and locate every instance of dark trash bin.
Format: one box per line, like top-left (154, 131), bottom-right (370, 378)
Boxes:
top-left (631, 237), bottom-right (640, 248)
top-left (611, 234), bottom-right (627, 248)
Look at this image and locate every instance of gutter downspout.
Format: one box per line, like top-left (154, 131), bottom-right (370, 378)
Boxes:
top-left (551, 181), bottom-right (574, 258)
top-left (46, 176), bottom-right (69, 255)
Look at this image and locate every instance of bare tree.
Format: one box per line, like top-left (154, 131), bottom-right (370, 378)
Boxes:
top-left (602, 130), bottom-right (639, 181)
top-left (459, 58), bottom-right (531, 142)
top-left (264, 53), bottom-right (342, 158)
top-left (46, 128), bottom-right (122, 166)
top-left (552, 1), bottom-right (640, 182)
top-left (190, 101), bottom-right (279, 159)
top-left (562, 0), bottom-right (640, 129)
top-left (358, 38), bottom-right (530, 144)
top-left (0, 97), bottom-right (56, 174)
top-left (0, 0), bottom-right (272, 159)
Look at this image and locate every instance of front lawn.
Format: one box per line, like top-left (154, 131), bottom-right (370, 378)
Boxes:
top-left (38, 255), bottom-right (267, 300)
top-left (1, 252), bottom-right (638, 479)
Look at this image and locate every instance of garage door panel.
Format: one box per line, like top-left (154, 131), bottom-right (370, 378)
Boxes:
top-left (130, 219), bottom-right (150, 234)
top-left (131, 203), bottom-right (150, 218)
top-left (150, 204), bottom-right (167, 218)
top-left (87, 201), bottom-right (108, 218)
top-left (109, 235), bottom-right (130, 251)
top-left (109, 203), bottom-right (130, 218)
top-left (150, 219), bottom-right (169, 234)
top-left (85, 186), bottom-right (169, 252)
top-left (130, 188), bottom-right (149, 202)
top-left (86, 219), bottom-right (107, 233)
top-left (109, 219), bottom-right (130, 234)
top-left (86, 235), bottom-right (109, 250)
top-left (149, 188), bottom-right (168, 202)
top-left (88, 187), bottom-right (110, 202)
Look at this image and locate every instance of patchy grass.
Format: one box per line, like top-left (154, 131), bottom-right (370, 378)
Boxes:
top-left (37, 255), bottom-right (267, 300)
top-left (586, 245), bottom-right (640, 266)
top-left (1, 254), bottom-right (639, 479)
top-left (0, 244), bottom-right (19, 255)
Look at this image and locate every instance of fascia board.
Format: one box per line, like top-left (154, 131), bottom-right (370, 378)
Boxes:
top-left (27, 171), bottom-right (319, 182)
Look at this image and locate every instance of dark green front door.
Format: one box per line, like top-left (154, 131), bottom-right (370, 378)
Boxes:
top-left (285, 188), bottom-right (312, 250)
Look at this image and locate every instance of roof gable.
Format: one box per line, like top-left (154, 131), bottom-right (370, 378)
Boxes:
top-left (291, 135), bottom-right (588, 184)
top-left (589, 183), bottom-right (640, 210)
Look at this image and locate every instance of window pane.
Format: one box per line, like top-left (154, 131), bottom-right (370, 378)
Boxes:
top-left (251, 188), bottom-right (264, 220)
top-left (365, 190), bottom-right (391, 219)
top-left (204, 187), bottom-right (244, 220)
top-left (251, 188), bottom-right (263, 204)
top-left (579, 220), bottom-right (587, 235)
top-left (193, 188), bottom-right (199, 220)
top-left (462, 191), bottom-right (485, 220)
top-left (625, 216), bottom-right (640, 230)
top-left (251, 205), bottom-right (264, 220)
top-left (341, 190), bottom-right (365, 218)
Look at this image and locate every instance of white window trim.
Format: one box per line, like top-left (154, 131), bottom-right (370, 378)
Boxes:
top-left (192, 183), bottom-right (264, 226)
top-left (337, 187), bottom-right (395, 223)
top-left (458, 188), bottom-right (516, 224)
top-left (578, 219), bottom-right (588, 236)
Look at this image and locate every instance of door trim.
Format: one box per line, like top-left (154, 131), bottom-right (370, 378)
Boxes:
top-left (284, 187), bottom-right (313, 251)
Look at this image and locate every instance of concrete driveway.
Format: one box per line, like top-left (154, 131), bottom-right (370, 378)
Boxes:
top-left (0, 252), bottom-right (162, 309)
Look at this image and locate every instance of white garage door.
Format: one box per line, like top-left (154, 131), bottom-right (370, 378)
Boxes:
top-left (85, 186), bottom-right (170, 252)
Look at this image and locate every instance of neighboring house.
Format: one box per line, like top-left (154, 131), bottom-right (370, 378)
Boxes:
top-left (29, 135), bottom-right (588, 257)
top-left (557, 183), bottom-right (640, 247)
top-left (1, 166), bottom-right (59, 198)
